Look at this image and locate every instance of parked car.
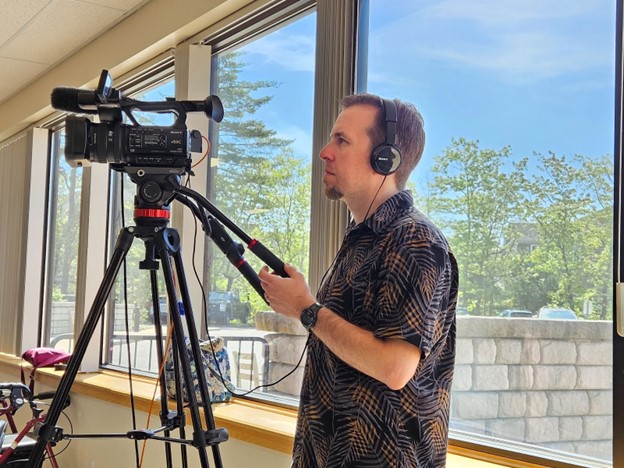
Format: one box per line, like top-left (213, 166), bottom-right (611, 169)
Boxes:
top-left (499, 309), bottom-right (533, 318)
top-left (537, 307), bottom-right (577, 320)
top-left (148, 296), bottom-right (168, 324)
top-left (207, 291), bottom-right (251, 325)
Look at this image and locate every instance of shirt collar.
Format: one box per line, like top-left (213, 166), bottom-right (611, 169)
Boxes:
top-left (346, 190), bottom-right (414, 237)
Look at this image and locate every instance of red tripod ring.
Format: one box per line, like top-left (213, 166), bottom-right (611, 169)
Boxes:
top-left (134, 208), bottom-right (171, 219)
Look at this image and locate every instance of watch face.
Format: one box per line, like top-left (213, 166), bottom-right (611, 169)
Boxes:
top-left (301, 309), bottom-right (314, 326)
top-left (301, 304), bottom-right (319, 330)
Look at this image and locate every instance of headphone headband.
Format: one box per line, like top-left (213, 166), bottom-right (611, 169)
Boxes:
top-left (370, 98), bottom-right (402, 176)
top-left (383, 98), bottom-right (397, 146)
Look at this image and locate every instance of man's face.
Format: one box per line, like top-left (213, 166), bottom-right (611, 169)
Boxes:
top-left (320, 104), bottom-right (379, 202)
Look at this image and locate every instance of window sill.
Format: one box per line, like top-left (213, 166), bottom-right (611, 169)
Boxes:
top-left (0, 353), bottom-right (547, 467)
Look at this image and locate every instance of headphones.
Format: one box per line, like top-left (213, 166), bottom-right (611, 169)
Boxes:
top-left (370, 98), bottom-right (402, 176)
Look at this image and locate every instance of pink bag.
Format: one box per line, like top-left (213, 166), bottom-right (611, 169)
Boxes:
top-left (20, 347), bottom-right (71, 392)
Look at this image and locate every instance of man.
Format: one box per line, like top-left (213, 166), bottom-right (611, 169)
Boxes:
top-left (259, 93), bottom-right (458, 467)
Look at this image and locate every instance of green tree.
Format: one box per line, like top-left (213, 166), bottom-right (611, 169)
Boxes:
top-left (426, 138), bottom-right (612, 320)
top-left (105, 51), bottom-right (312, 327)
top-left (54, 158), bottom-right (82, 300)
top-left (207, 51), bottom-right (310, 320)
top-left (428, 138), bottom-right (528, 316)
top-left (524, 152), bottom-right (613, 318)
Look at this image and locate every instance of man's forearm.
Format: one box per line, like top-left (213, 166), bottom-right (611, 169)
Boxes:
top-left (312, 306), bottom-right (421, 390)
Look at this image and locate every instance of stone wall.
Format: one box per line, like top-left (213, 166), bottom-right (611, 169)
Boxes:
top-left (256, 312), bottom-right (612, 460)
top-left (255, 311), bottom-right (307, 396)
top-left (50, 302), bottom-right (75, 337)
top-left (453, 316), bottom-right (611, 461)
top-left (50, 302), bottom-right (142, 342)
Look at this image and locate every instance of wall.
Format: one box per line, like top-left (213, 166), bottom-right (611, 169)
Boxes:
top-left (453, 316), bottom-right (611, 461)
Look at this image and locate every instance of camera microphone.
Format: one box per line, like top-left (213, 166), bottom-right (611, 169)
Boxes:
top-left (51, 87), bottom-right (99, 114)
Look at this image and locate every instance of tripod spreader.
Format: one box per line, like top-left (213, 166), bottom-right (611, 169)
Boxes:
top-left (64, 426), bottom-right (228, 446)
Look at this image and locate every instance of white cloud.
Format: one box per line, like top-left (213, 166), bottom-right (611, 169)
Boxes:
top-left (244, 31), bottom-right (315, 72)
top-left (422, 0), bottom-right (601, 25)
top-left (368, 0), bottom-right (611, 85)
top-left (416, 31), bottom-right (603, 83)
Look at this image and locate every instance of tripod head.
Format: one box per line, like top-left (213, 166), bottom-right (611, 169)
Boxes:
top-left (125, 168), bottom-right (185, 228)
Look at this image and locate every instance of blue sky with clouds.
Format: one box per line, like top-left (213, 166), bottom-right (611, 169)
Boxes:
top-left (216, 1), bottom-right (615, 189)
top-left (366, 1), bottom-right (615, 171)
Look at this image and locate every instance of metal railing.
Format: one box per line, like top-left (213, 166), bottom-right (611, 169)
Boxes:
top-left (50, 332), bottom-right (270, 392)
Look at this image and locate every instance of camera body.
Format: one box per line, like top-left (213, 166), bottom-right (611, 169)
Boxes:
top-left (53, 69), bottom-right (223, 171)
top-left (65, 116), bottom-right (201, 169)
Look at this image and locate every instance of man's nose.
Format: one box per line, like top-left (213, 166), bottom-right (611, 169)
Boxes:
top-left (320, 142), bottom-right (333, 160)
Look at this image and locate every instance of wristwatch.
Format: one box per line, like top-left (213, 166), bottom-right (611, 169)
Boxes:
top-left (300, 303), bottom-right (322, 331)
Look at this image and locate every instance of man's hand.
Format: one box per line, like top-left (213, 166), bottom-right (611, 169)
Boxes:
top-left (258, 263), bottom-right (317, 320)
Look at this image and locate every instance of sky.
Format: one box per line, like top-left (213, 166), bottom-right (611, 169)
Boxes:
top-left (229, 0), bottom-right (615, 192)
top-left (135, 1), bottom-right (615, 193)
top-left (366, 1), bottom-right (615, 177)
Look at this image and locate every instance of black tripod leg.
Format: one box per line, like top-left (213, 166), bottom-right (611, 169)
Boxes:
top-left (170, 237), bottom-right (226, 468)
top-left (171, 333), bottom-right (190, 467)
top-left (26, 227), bottom-right (136, 468)
top-left (155, 229), bottom-right (212, 468)
top-left (149, 269), bottom-right (175, 468)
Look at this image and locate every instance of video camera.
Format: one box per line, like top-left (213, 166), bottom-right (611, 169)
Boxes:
top-left (51, 70), bottom-right (223, 171)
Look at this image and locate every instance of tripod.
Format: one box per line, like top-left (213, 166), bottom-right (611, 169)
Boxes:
top-left (26, 171), bottom-right (285, 468)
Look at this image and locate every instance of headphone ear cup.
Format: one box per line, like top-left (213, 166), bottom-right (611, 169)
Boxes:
top-left (371, 144), bottom-right (402, 175)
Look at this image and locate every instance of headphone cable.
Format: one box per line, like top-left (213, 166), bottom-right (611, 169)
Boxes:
top-left (362, 175), bottom-right (387, 223)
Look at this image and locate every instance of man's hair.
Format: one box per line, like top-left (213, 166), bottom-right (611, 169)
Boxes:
top-left (339, 93), bottom-right (425, 189)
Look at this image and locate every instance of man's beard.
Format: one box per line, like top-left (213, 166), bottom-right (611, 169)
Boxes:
top-left (324, 185), bottom-right (343, 200)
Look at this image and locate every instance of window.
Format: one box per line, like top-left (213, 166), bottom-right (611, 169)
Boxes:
top-left (42, 128), bottom-right (83, 350)
top-left (206, 9), bottom-right (316, 399)
top-left (97, 5), bottom-right (319, 398)
top-left (365, 1), bottom-right (614, 465)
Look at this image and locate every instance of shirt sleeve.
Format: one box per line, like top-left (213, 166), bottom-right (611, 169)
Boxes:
top-left (372, 228), bottom-right (454, 358)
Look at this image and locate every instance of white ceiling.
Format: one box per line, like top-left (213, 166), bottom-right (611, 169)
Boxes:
top-left (0, 0), bottom-right (150, 105)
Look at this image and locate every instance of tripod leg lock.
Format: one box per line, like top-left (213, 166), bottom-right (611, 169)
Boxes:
top-left (160, 410), bottom-right (186, 430)
top-left (192, 427), bottom-right (229, 448)
top-left (36, 422), bottom-right (64, 444)
top-left (127, 429), bottom-right (156, 440)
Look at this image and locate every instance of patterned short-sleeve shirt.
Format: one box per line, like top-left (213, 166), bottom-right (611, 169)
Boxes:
top-left (292, 190), bottom-right (458, 468)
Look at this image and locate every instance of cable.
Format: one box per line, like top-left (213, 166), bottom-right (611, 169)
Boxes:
top-left (140, 322), bottom-right (175, 466)
top-left (362, 175), bottom-right (387, 223)
top-left (133, 165), bottom-right (307, 408)
top-left (180, 174), bottom-right (310, 399)
top-left (36, 399), bottom-right (74, 459)
top-left (191, 135), bottom-right (211, 168)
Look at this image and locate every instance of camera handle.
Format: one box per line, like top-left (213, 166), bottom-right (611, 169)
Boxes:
top-left (175, 183), bottom-right (288, 278)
